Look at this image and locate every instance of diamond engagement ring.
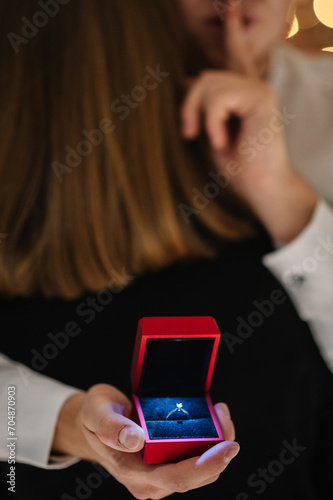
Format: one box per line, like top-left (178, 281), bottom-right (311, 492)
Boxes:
top-left (166, 403), bottom-right (190, 420)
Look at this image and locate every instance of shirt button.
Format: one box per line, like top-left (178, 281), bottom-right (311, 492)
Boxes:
top-left (286, 273), bottom-right (307, 289)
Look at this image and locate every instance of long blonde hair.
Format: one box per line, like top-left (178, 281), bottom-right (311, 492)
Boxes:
top-left (0, 0), bottom-right (254, 298)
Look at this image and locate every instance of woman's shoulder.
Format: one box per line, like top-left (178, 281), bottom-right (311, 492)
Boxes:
top-left (269, 41), bottom-right (333, 94)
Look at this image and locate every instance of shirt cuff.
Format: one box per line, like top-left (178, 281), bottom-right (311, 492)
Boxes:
top-left (0, 354), bottom-right (82, 469)
top-left (262, 199), bottom-right (333, 320)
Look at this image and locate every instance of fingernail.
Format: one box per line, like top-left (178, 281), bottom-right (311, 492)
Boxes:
top-left (220, 403), bottom-right (231, 419)
top-left (181, 121), bottom-right (190, 136)
top-left (119, 426), bottom-right (144, 450)
top-left (224, 444), bottom-right (240, 464)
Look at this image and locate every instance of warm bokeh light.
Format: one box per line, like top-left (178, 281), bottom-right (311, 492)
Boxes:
top-left (313, 0), bottom-right (333, 29)
top-left (287, 16), bottom-right (300, 38)
top-left (297, 2), bottom-right (320, 29)
top-left (288, 1), bottom-right (333, 52)
top-left (322, 47), bottom-right (333, 52)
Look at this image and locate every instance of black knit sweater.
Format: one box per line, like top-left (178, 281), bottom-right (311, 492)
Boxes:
top-left (1, 234), bottom-right (332, 500)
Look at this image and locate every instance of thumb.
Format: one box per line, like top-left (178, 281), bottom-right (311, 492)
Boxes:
top-left (97, 404), bottom-right (146, 452)
top-left (82, 384), bottom-right (146, 453)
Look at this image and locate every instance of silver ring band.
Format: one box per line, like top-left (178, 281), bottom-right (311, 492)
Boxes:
top-left (166, 403), bottom-right (190, 420)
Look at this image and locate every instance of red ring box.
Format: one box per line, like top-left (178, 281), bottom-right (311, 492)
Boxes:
top-left (131, 316), bottom-right (224, 464)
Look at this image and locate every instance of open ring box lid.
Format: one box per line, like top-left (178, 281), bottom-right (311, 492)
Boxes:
top-left (130, 316), bottom-right (224, 464)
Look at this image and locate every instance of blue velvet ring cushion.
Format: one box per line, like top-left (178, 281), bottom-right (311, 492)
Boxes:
top-left (140, 397), bottom-right (219, 440)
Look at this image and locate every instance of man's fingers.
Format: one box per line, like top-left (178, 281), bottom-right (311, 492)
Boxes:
top-left (149, 441), bottom-right (240, 492)
top-left (97, 418), bottom-right (239, 498)
top-left (224, 6), bottom-right (257, 77)
top-left (101, 453), bottom-right (172, 500)
top-left (82, 386), bottom-right (145, 453)
top-left (181, 72), bottom-right (220, 139)
top-left (94, 405), bottom-right (145, 452)
top-left (126, 483), bottom-right (171, 500)
top-left (195, 473), bottom-right (221, 490)
top-left (205, 107), bottom-right (230, 150)
top-left (180, 86), bottom-right (203, 139)
top-left (196, 441), bottom-right (240, 467)
top-left (214, 402), bottom-right (236, 442)
top-left (182, 72), bottom-right (232, 145)
top-left (110, 446), bottom-right (233, 499)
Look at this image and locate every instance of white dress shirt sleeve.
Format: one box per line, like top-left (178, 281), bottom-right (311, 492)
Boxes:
top-left (0, 353), bottom-right (82, 469)
top-left (262, 200), bottom-right (333, 373)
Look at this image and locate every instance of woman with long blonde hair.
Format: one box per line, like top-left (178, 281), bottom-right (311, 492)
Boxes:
top-left (0, 1), bottom-right (332, 499)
